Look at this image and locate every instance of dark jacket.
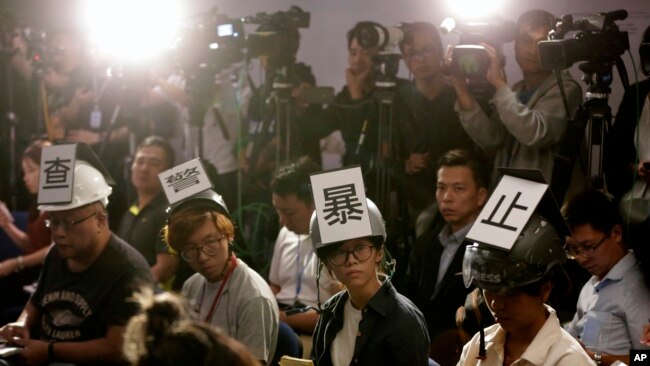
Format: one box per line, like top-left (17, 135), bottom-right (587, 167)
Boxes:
top-left (312, 279), bottom-right (430, 366)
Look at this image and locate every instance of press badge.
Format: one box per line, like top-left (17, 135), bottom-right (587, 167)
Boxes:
top-left (90, 108), bottom-right (102, 129)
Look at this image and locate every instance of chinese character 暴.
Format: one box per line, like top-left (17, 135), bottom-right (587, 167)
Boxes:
top-left (322, 184), bottom-right (364, 225)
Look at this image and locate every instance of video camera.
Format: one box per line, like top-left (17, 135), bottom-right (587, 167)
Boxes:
top-left (351, 22), bottom-right (407, 89)
top-left (441, 17), bottom-right (516, 86)
top-left (538, 10), bottom-right (629, 71)
top-left (180, 6), bottom-right (310, 75)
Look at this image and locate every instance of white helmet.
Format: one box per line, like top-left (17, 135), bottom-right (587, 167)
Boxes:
top-left (38, 160), bottom-right (112, 212)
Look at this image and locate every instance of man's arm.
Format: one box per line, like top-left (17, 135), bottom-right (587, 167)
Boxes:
top-left (19, 325), bottom-right (127, 365)
top-left (0, 301), bottom-right (40, 342)
top-left (280, 308), bottom-right (319, 334)
top-left (151, 253), bottom-right (178, 284)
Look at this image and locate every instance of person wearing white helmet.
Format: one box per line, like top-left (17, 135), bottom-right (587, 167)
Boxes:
top-left (310, 198), bottom-right (431, 366)
top-left (0, 159), bottom-right (154, 366)
top-left (458, 214), bottom-right (593, 366)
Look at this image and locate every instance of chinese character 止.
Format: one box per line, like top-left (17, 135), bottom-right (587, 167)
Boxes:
top-left (322, 184), bottom-right (364, 225)
top-left (43, 157), bottom-right (72, 190)
top-left (481, 192), bottom-right (529, 231)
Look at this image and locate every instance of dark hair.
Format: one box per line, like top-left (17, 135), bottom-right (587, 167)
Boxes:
top-left (516, 9), bottom-right (555, 32)
top-left (136, 135), bottom-right (176, 169)
top-left (398, 22), bottom-right (442, 55)
top-left (347, 21), bottom-right (378, 49)
top-left (270, 156), bottom-right (319, 204)
top-left (563, 189), bottom-right (622, 234)
top-left (124, 290), bottom-right (260, 366)
top-left (22, 138), bottom-right (50, 165)
top-left (437, 149), bottom-right (490, 190)
top-left (291, 62), bottom-right (316, 86)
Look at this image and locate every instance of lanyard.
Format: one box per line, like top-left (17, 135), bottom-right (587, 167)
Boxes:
top-left (295, 236), bottom-right (312, 301)
top-left (199, 254), bottom-right (237, 323)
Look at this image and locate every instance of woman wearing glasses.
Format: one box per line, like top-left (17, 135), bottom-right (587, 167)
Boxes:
top-left (310, 198), bottom-right (431, 366)
top-left (163, 190), bottom-right (279, 365)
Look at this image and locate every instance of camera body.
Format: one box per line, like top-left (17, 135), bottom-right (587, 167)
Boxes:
top-left (442, 18), bottom-right (516, 83)
top-left (351, 22), bottom-right (407, 88)
top-left (538, 10), bottom-right (629, 71)
top-left (180, 6), bottom-right (310, 74)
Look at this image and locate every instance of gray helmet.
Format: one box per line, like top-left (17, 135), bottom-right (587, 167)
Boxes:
top-left (310, 197), bottom-right (386, 253)
top-left (462, 213), bottom-right (567, 291)
top-left (166, 189), bottom-right (231, 222)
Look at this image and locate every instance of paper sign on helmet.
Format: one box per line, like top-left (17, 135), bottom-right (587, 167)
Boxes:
top-left (310, 165), bottom-right (372, 245)
top-left (466, 173), bottom-right (547, 252)
top-left (37, 144), bottom-right (77, 206)
top-left (158, 158), bottom-right (213, 205)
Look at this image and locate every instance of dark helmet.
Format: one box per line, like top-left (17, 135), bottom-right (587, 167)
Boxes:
top-left (309, 198), bottom-right (386, 253)
top-left (462, 213), bottom-right (567, 291)
top-left (166, 189), bottom-right (231, 222)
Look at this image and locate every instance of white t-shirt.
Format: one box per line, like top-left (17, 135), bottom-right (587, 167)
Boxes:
top-left (268, 227), bottom-right (339, 308)
top-left (331, 298), bottom-right (363, 366)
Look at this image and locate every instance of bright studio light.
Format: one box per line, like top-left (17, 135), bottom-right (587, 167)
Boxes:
top-left (446, 0), bottom-right (505, 19)
top-left (82, 0), bottom-right (182, 62)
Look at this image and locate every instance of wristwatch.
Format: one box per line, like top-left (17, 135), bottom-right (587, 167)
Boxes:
top-left (593, 351), bottom-right (602, 366)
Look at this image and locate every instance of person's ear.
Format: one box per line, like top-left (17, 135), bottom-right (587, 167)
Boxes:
top-left (477, 187), bottom-right (489, 207)
top-left (540, 281), bottom-right (553, 303)
top-left (375, 246), bottom-right (384, 264)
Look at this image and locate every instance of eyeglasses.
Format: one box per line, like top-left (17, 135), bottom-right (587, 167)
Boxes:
top-left (327, 245), bottom-right (374, 266)
top-left (45, 211), bottom-right (98, 230)
top-left (565, 235), bottom-right (608, 259)
top-left (180, 235), bottom-right (226, 262)
top-left (403, 45), bottom-right (437, 60)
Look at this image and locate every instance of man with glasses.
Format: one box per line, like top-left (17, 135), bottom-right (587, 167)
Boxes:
top-left (396, 23), bottom-right (476, 233)
top-left (164, 190), bottom-right (278, 364)
top-left (563, 189), bottom-right (650, 366)
top-left (0, 160), bottom-right (154, 365)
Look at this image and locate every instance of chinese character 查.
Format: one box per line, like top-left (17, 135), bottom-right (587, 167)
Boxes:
top-left (43, 158), bottom-right (72, 189)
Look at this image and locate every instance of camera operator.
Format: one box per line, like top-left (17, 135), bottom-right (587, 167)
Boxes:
top-left (395, 22), bottom-right (476, 235)
top-left (449, 10), bottom-right (582, 184)
top-left (326, 22), bottom-right (384, 169)
top-left (41, 28), bottom-right (132, 227)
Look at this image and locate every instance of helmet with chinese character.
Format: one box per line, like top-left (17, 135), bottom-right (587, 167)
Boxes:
top-left (462, 213), bottom-right (567, 292)
top-left (166, 189), bottom-right (231, 222)
top-left (38, 160), bottom-right (112, 212)
top-left (309, 197), bottom-right (386, 255)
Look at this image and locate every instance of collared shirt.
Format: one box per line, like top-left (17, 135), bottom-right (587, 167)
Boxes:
top-left (312, 279), bottom-right (430, 366)
top-left (436, 222), bottom-right (472, 286)
top-left (459, 305), bottom-right (594, 366)
top-left (564, 251), bottom-right (650, 355)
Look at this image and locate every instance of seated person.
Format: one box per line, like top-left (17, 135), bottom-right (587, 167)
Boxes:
top-left (458, 214), bottom-right (593, 365)
top-left (563, 189), bottom-right (650, 365)
top-left (163, 190), bottom-right (279, 364)
top-left (0, 158), bottom-right (154, 365)
top-left (117, 136), bottom-right (178, 286)
top-left (123, 290), bottom-right (260, 366)
top-left (311, 198), bottom-right (430, 366)
top-left (269, 158), bottom-right (340, 334)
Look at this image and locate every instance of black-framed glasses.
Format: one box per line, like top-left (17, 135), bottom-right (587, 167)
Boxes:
top-left (327, 245), bottom-right (374, 266)
top-left (45, 212), bottom-right (98, 230)
top-left (565, 235), bottom-right (608, 259)
top-left (180, 235), bottom-right (226, 262)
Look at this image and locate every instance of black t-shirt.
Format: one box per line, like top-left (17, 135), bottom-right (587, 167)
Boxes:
top-left (117, 193), bottom-right (169, 266)
top-left (30, 234), bottom-right (154, 342)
